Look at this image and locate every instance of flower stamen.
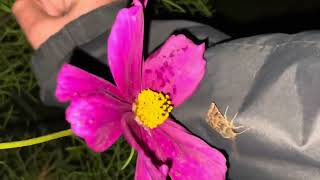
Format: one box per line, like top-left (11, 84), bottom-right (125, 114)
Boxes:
top-left (133, 89), bottom-right (173, 129)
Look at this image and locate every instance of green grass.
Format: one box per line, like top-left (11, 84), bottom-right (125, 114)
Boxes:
top-left (0, 0), bottom-right (215, 179)
top-left (155, 0), bottom-right (215, 17)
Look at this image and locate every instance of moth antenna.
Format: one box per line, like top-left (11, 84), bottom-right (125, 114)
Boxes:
top-left (224, 105), bottom-right (229, 119)
top-left (236, 127), bottom-right (251, 135)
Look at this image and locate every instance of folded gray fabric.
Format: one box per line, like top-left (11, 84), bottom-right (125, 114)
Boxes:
top-left (30, 1), bottom-right (320, 179)
top-left (174, 32), bottom-right (320, 179)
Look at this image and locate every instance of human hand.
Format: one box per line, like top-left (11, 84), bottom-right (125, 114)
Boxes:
top-left (12, 0), bottom-right (114, 49)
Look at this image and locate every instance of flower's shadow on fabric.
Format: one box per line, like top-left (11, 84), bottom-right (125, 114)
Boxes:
top-left (148, 29), bottom-right (210, 56)
top-left (69, 47), bottom-right (115, 84)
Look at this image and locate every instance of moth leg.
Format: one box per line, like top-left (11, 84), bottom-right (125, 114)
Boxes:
top-left (233, 125), bottom-right (245, 129)
top-left (224, 105), bottom-right (229, 119)
top-left (230, 111), bottom-right (238, 124)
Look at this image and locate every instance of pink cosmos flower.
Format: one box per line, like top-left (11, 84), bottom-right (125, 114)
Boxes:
top-left (55, 0), bottom-right (227, 179)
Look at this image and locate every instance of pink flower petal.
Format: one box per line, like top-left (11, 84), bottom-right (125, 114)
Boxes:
top-left (55, 64), bottom-right (125, 103)
top-left (122, 117), bottom-right (227, 179)
top-left (121, 115), bottom-right (170, 179)
top-left (142, 35), bottom-right (206, 107)
top-left (135, 152), bottom-right (168, 180)
top-left (66, 94), bottom-right (130, 152)
top-left (121, 113), bottom-right (139, 148)
top-left (156, 120), bottom-right (227, 180)
top-left (108, 4), bottom-right (144, 102)
top-left (120, 112), bottom-right (149, 153)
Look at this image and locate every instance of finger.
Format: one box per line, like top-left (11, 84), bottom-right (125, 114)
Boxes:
top-left (12, 0), bottom-right (55, 47)
top-left (12, 0), bottom-right (114, 48)
top-left (35, 0), bottom-right (64, 17)
top-left (65, 0), bottom-right (113, 20)
top-left (35, 0), bottom-right (75, 17)
top-left (12, 0), bottom-right (50, 30)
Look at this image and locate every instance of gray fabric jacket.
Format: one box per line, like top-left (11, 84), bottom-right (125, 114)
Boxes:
top-left (31, 0), bottom-right (320, 179)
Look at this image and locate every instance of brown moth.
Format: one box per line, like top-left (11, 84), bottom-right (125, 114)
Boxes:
top-left (206, 102), bottom-right (249, 139)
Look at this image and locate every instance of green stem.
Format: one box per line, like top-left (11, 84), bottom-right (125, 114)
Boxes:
top-left (0, 129), bottom-right (73, 150)
top-left (121, 148), bottom-right (135, 170)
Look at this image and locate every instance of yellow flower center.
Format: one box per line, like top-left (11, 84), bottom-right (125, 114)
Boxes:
top-left (133, 89), bottom-right (173, 129)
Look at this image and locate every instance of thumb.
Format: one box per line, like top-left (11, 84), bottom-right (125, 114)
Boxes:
top-left (34, 0), bottom-right (76, 17)
top-left (12, 0), bottom-right (57, 48)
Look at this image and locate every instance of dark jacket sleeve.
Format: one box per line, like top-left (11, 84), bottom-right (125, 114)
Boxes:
top-left (31, 1), bottom-right (229, 106)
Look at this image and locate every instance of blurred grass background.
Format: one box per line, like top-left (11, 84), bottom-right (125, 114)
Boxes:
top-left (0, 0), bottom-right (215, 179)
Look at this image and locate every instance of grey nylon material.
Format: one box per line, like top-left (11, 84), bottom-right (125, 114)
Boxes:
top-left (31, 1), bottom-right (320, 179)
top-left (174, 32), bottom-right (320, 179)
